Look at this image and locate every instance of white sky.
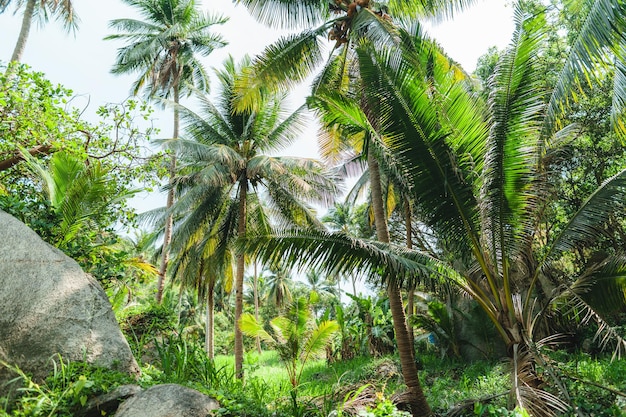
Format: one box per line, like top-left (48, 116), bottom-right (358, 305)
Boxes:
top-left (0, 0), bottom-right (514, 210)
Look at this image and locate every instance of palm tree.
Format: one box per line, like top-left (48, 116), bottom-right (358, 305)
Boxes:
top-left (166, 189), bottom-right (235, 359)
top-left (322, 202), bottom-right (359, 235)
top-left (239, 297), bottom-right (339, 416)
top-left (309, 22), bottom-right (446, 417)
top-left (232, 0), bottom-right (474, 111)
top-left (304, 268), bottom-right (339, 317)
top-left (245, 263), bottom-right (271, 353)
top-left (162, 55), bottom-right (339, 378)
top-left (266, 264), bottom-right (294, 308)
top-left (105, 0), bottom-right (227, 304)
top-left (321, 202), bottom-right (364, 295)
top-left (246, 5), bottom-right (626, 415)
top-left (304, 268), bottom-right (338, 300)
top-left (1, 0), bottom-right (78, 63)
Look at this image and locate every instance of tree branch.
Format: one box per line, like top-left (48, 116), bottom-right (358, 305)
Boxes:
top-left (0, 144), bottom-right (53, 172)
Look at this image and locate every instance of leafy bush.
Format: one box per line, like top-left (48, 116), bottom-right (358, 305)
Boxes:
top-left (0, 357), bottom-right (134, 416)
top-left (358, 398), bottom-right (411, 417)
top-left (119, 301), bottom-right (178, 358)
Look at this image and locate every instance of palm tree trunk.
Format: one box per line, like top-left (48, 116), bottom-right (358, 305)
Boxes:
top-left (253, 262), bottom-right (262, 354)
top-left (205, 287), bottom-right (215, 359)
top-left (368, 148), bottom-right (432, 417)
top-left (405, 198), bottom-right (415, 351)
top-left (336, 271), bottom-right (341, 296)
top-left (156, 84), bottom-right (180, 303)
top-left (234, 179), bottom-right (247, 379)
top-left (10, 0), bottom-right (36, 62)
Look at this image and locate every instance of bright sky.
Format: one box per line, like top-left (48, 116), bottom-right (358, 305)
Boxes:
top-left (0, 0), bottom-right (514, 209)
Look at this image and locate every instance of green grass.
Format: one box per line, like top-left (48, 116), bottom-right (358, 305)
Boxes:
top-left (5, 343), bottom-right (624, 417)
top-left (214, 350), bottom-right (510, 415)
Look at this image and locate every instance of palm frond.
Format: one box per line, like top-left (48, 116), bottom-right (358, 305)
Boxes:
top-left (239, 312), bottom-right (275, 344)
top-left (511, 344), bottom-right (569, 416)
top-left (233, 27), bottom-right (329, 112)
top-left (245, 228), bottom-right (452, 289)
top-left (551, 254), bottom-right (626, 360)
top-left (301, 319), bottom-right (339, 361)
top-left (611, 44), bottom-right (626, 137)
top-left (561, 289), bottom-right (626, 361)
top-left (480, 6), bottom-right (546, 282)
top-left (356, 39), bottom-right (482, 262)
top-left (387, 0), bottom-right (476, 21)
top-left (543, 168), bottom-right (626, 263)
top-left (236, 0), bottom-right (330, 29)
top-left (310, 40), bottom-right (354, 97)
top-left (254, 104), bottom-right (309, 154)
top-left (544, 0), bottom-right (626, 138)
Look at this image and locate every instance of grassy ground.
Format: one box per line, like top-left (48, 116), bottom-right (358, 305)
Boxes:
top-left (3, 339), bottom-right (624, 417)
top-left (213, 350), bottom-right (511, 415)
top-left (212, 349), bottom-right (626, 416)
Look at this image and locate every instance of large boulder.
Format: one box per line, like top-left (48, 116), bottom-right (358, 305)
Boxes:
top-left (0, 210), bottom-right (140, 395)
top-left (114, 384), bottom-right (220, 417)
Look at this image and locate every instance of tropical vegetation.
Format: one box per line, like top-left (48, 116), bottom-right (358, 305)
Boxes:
top-left (1, 0), bottom-right (626, 416)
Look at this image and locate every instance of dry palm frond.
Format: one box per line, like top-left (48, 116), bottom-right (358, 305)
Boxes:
top-left (511, 343), bottom-right (570, 417)
top-left (566, 291), bottom-right (626, 361)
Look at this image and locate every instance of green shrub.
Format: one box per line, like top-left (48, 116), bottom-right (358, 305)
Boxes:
top-left (358, 398), bottom-right (411, 417)
top-left (119, 301), bottom-right (178, 358)
top-left (0, 357), bottom-right (134, 416)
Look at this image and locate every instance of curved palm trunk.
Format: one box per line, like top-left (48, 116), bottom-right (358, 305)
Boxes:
top-left (10, 0), bottom-right (36, 62)
top-left (369, 149), bottom-right (432, 417)
top-left (234, 180), bottom-right (247, 379)
top-left (156, 85), bottom-right (180, 303)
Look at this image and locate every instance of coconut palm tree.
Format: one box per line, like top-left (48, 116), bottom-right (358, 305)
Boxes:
top-left (106, 0), bottom-right (227, 304)
top-left (308, 22), bottom-right (458, 417)
top-left (322, 202), bottom-right (359, 235)
top-left (322, 202), bottom-right (364, 295)
top-left (1, 0), bottom-right (78, 63)
top-left (266, 264), bottom-right (294, 309)
top-left (232, 0), bottom-right (475, 111)
top-left (161, 55), bottom-right (339, 379)
top-left (245, 263), bottom-right (271, 353)
top-left (246, 6), bottom-right (626, 415)
top-left (305, 268), bottom-right (338, 299)
top-left (239, 297), bottom-right (339, 416)
top-left (165, 186), bottom-right (234, 359)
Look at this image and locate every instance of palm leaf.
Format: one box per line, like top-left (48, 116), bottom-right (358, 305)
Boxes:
top-left (235, 0), bottom-right (330, 29)
top-left (478, 7), bottom-right (546, 314)
top-left (544, 0), bottom-right (626, 138)
top-left (387, 0), bottom-right (476, 21)
top-left (542, 168), bottom-right (626, 264)
top-left (239, 312), bottom-right (275, 344)
top-left (245, 228), bottom-right (449, 288)
top-left (356, 39), bottom-right (482, 263)
top-left (233, 27), bottom-right (329, 112)
top-left (302, 320), bottom-right (339, 361)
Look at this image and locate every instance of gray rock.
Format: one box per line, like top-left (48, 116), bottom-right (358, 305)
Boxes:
top-left (0, 210), bottom-right (140, 396)
top-left (114, 384), bottom-right (220, 417)
top-left (79, 384), bottom-right (142, 417)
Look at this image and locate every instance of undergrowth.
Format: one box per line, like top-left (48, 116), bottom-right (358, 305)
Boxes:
top-left (2, 344), bottom-right (625, 417)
